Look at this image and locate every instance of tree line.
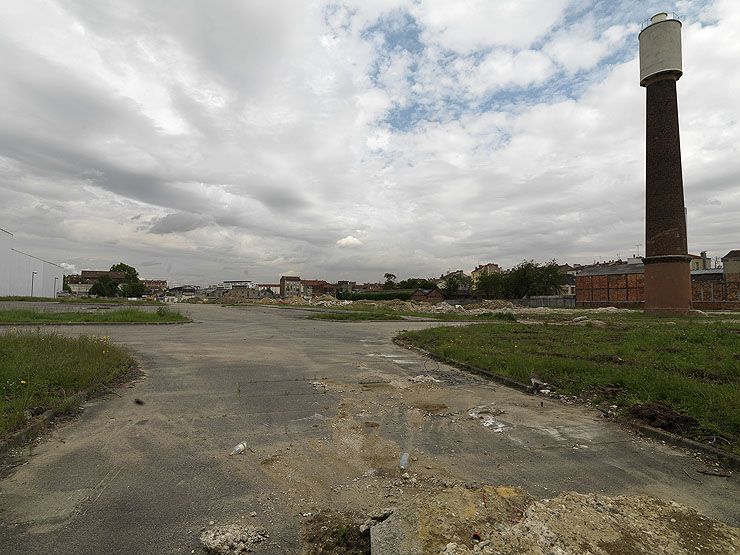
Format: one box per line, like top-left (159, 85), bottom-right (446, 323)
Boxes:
top-left (382, 261), bottom-right (564, 299)
top-left (89, 263), bottom-right (148, 298)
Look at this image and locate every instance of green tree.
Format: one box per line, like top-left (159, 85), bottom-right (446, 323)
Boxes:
top-left (110, 263), bottom-right (139, 284)
top-left (90, 275), bottom-right (119, 297)
top-left (109, 262), bottom-right (146, 297)
top-left (505, 260), bottom-right (562, 298)
top-left (474, 272), bottom-right (504, 299)
top-left (442, 274), bottom-right (461, 298)
top-left (397, 278), bottom-right (436, 290)
top-left (383, 273), bottom-right (397, 290)
top-left (443, 274), bottom-right (472, 298)
top-left (119, 282), bottom-right (146, 298)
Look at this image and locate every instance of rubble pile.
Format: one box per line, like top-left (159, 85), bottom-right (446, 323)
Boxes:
top-left (437, 491), bottom-right (740, 554)
top-left (367, 485), bottom-right (739, 555)
top-left (200, 524), bottom-right (269, 554)
top-left (236, 295), bottom-right (634, 319)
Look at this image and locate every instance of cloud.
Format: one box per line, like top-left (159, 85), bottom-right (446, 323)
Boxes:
top-left (149, 212), bottom-right (211, 234)
top-left (412, 0), bottom-right (568, 51)
top-left (0, 0), bottom-right (737, 285)
top-left (336, 235), bottom-right (363, 248)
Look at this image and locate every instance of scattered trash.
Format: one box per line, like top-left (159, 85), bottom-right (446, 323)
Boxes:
top-left (529, 378), bottom-right (551, 394)
top-left (408, 374), bottom-right (442, 384)
top-left (310, 381), bottom-right (327, 392)
top-left (468, 405), bottom-right (507, 431)
top-left (229, 442), bottom-right (251, 456)
top-left (399, 452), bottom-right (410, 470)
top-left (200, 524), bottom-right (268, 554)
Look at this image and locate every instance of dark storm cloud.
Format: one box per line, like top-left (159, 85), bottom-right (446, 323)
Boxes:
top-left (149, 212), bottom-right (211, 234)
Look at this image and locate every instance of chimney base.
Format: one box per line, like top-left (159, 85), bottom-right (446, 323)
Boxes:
top-left (644, 257), bottom-right (691, 315)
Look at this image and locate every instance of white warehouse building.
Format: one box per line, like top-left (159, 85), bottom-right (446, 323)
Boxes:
top-left (1, 228), bottom-right (64, 298)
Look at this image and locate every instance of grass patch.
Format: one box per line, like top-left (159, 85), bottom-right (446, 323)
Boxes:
top-left (0, 296), bottom-right (162, 305)
top-left (0, 330), bottom-right (137, 437)
top-left (308, 311), bottom-right (404, 321)
top-left (398, 320), bottom-right (740, 453)
top-left (308, 310), bottom-right (517, 322)
top-left (0, 306), bottom-right (189, 324)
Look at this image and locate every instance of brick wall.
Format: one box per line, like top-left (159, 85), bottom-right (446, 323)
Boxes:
top-left (575, 274), bottom-right (644, 306)
top-left (577, 273), bottom-right (739, 310)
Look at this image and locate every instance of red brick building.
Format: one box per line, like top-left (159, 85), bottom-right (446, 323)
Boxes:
top-left (576, 259), bottom-right (740, 310)
top-left (410, 288), bottom-right (444, 303)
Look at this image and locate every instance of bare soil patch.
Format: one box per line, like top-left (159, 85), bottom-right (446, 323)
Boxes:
top-left (629, 401), bottom-right (699, 435)
top-left (300, 510), bottom-right (370, 555)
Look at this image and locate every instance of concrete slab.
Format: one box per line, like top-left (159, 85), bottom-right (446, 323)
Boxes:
top-left (0, 304), bottom-right (737, 554)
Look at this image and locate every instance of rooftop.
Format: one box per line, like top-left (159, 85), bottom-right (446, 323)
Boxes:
top-left (577, 263), bottom-right (644, 276)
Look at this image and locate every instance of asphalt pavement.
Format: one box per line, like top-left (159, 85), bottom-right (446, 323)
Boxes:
top-left (1, 304), bottom-right (737, 553)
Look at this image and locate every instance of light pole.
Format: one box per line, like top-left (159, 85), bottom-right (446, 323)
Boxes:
top-left (54, 276), bottom-right (59, 298)
top-left (31, 271), bottom-right (38, 297)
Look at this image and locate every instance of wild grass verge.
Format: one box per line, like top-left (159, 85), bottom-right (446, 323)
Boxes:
top-left (308, 311), bottom-right (404, 321)
top-left (0, 296), bottom-right (162, 305)
top-left (0, 330), bottom-right (137, 437)
top-left (398, 320), bottom-right (740, 453)
top-left (308, 310), bottom-right (517, 322)
top-left (0, 307), bottom-right (189, 324)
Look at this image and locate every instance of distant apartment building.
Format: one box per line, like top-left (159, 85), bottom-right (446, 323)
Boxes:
top-left (280, 275), bottom-right (302, 297)
top-left (689, 251), bottom-right (712, 271)
top-left (722, 250), bottom-right (740, 276)
top-left (301, 279), bottom-right (336, 297)
top-left (141, 279), bottom-right (167, 294)
top-left (471, 263), bottom-right (501, 284)
top-left (222, 280), bottom-right (254, 290)
top-left (81, 270), bottom-right (126, 283)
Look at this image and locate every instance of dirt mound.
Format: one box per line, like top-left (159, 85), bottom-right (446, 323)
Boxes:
top-left (437, 490), bottom-right (740, 554)
top-left (300, 510), bottom-right (370, 554)
top-left (629, 401), bottom-right (699, 435)
top-left (200, 524), bottom-right (268, 554)
top-left (369, 486), bottom-right (740, 555)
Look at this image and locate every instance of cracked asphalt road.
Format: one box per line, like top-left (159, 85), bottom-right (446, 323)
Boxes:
top-left (1, 304), bottom-right (737, 553)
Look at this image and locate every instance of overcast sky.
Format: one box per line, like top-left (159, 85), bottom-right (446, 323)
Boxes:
top-left (1, 0), bottom-right (738, 285)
